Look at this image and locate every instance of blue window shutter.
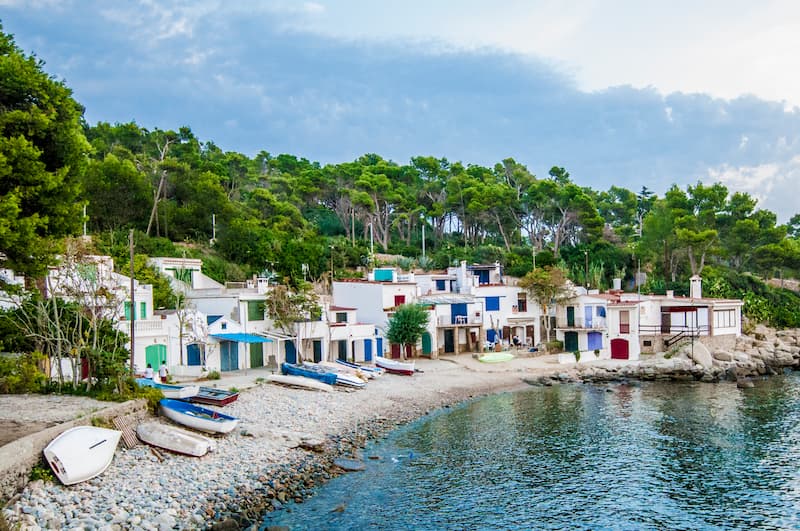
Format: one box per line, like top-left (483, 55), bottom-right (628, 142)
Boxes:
top-left (485, 297), bottom-right (500, 311)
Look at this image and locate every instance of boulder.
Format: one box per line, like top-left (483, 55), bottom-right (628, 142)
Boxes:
top-left (713, 351), bottom-right (733, 362)
top-left (688, 343), bottom-right (713, 368)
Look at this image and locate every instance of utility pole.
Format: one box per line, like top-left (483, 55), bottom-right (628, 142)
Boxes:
top-left (584, 250), bottom-right (589, 288)
top-left (129, 229), bottom-right (136, 375)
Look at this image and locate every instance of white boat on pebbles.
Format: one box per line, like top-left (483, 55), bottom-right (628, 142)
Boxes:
top-left (43, 426), bottom-right (122, 485)
top-left (136, 422), bottom-right (216, 457)
top-left (266, 373), bottom-right (334, 392)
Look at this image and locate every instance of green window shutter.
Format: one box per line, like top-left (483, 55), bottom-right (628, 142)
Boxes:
top-left (124, 301), bottom-right (131, 320)
top-left (140, 302), bottom-right (147, 319)
top-left (247, 301), bottom-right (263, 321)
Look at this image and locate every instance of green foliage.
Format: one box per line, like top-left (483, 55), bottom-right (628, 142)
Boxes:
top-left (206, 370), bottom-right (221, 380)
top-left (545, 340), bottom-right (564, 352)
top-left (0, 25), bottom-right (90, 276)
top-left (385, 304), bottom-right (430, 359)
top-left (29, 459), bottom-right (55, 483)
top-left (229, 386), bottom-right (239, 393)
top-left (0, 352), bottom-right (46, 393)
top-left (573, 350), bottom-right (581, 362)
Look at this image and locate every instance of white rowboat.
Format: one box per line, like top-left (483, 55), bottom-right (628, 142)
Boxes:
top-left (136, 422), bottom-right (216, 457)
top-left (266, 374), bottom-right (333, 392)
top-left (43, 426), bottom-right (122, 485)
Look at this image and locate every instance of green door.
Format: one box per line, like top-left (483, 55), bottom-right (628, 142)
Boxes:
top-left (564, 331), bottom-right (579, 352)
top-left (145, 344), bottom-right (166, 370)
top-left (250, 342), bottom-right (263, 368)
top-left (422, 332), bottom-right (432, 356)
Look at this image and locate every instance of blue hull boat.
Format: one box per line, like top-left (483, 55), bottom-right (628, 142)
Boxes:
top-left (281, 363), bottom-right (338, 386)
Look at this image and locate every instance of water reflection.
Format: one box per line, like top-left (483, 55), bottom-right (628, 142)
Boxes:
top-left (263, 374), bottom-right (800, 531)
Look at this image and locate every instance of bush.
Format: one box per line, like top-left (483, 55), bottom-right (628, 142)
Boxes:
top-left (0, 352), bottom-right (46, 393)
top-left (206, 370), bottom-right (221, 380)
top-left (29, 459), bottom-right (55, 483)
top-left (573, 350), bottom-right (581, 362)
top-left (545, 340), bottom-right (564, 353)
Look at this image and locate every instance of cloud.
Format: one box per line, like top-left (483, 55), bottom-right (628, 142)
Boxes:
top-left (708, 159), bottom-right (799, 222)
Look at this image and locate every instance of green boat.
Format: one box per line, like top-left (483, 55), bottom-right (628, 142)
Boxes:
top-left (478, 352), bottom-right (515, 363)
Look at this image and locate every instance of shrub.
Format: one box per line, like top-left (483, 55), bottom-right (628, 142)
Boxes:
top-left (573, 350), bottom-right (581, 362)
top-left (29, 459), bottom-right (55, 483)
top-left (206, 370), bottom-right (221, 380)
top-left (0, 352), bottom-right (46, 393)
top-left (545, 340), bottom-right (564, 352)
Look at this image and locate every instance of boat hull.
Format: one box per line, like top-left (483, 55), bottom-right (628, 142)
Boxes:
top-left (136, 378), bottom-right (199, 399)
top-left (187, 386), bottom-right (239, 406)
top-left (44, 426), bottom-right (121, 485)
top-left (137, 422), bottom-right (216, 456)
top-left (267, 374), bottom-right (333, 392)
top-left (375, 357), bottom-right (415, 376)
top-left (281, 363), bottom-right (338, 385)
top-left (305, 362), bottom-right (367, 388)
top-left (478, 352), bottom-right (515, 363)
top-left (159, 399), bottom-right (239, 434)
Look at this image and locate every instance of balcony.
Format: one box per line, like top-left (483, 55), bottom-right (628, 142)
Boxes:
top-left (437, 314), bottom-right (483, 326)
top-left (556, 317), bottom-right (607, 330)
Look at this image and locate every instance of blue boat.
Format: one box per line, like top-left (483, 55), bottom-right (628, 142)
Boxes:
top-left (159, 398), bottom-right (239, 434)
top-left (281, 363), bottom-right (338, 386)
top-left (136, 378), bottom-right (200, 399)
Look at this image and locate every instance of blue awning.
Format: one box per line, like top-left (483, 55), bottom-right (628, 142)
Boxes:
top-left (210, 333), bottom-right (272, 343)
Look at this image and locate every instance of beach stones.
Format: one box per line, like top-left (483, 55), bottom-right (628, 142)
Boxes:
top-left (333, 458), bottom-right (365, 472)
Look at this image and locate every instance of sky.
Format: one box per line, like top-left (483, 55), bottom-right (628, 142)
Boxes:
top-left (3, 0), bottom-right (800, 222)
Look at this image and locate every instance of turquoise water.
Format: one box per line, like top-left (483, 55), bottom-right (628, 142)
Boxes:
top-left (262, 374), bottom-right (800, 530)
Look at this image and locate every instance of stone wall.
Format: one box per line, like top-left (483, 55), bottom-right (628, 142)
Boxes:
top-left (0, 399), bottom-right (146, 503)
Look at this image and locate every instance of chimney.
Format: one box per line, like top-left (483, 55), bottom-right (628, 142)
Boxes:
top-left (612, 278), bottom-right (622, 291)
top-left (690, 275), bottom-right (702, 299)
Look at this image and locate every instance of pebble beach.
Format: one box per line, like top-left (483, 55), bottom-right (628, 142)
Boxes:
top-left (2, 357), bottom-right (539, 530)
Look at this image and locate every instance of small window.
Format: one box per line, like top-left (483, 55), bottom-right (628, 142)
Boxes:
top-left (140, 302), bottom-right (147, 319)
top-left (517, 293), bottom-right (527, 313)
top-left (221, 322), bottom-right (227, 330)
top-left (123, 301), bottom-right (131, 320)
top-left (336, 312), bottom-right (347, 323)
top-left (485, 297), bottom-right (500, 312)
top-left (435, 279), bottom-right (446, 291)
top-left (247, 300), bottom-right (264, 321)
top-left (643, 340), bottom-right (652, 347)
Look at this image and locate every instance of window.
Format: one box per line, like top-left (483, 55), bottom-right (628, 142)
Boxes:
top-left (517, 293), bottom-right (527, 312)
top-left (435, 279), bottom-right (446, 291)
top-left (221, 322), bottom-right (227, 330)
top-left (336, 312), bottom-right (348, 323)
top-left (714, 309), bottom-right (736, 328)
top-left (597, 306), bottom-right (606, 317)
top-left (643, 340), bottom-right (652, 347)
top-left (485, 296), bottom-right (500, 312)
top-left (394, 295), bottom-right (406, 307)
top-left (619, 310), bottom-right (630, 334)
top-left (247, 301), bottom-right (264, 321)
top-left (140, 302), bottom-right (147, 319)
top-left (123, 301), bottom-right (131, 320)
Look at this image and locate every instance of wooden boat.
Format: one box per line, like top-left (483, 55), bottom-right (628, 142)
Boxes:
top-left (478, 352), bottom-right (515, 363)
top-left (187, 386), bottom-right (239, 406)
top-left (375, 357), bottom-right (415, 376)
top-left (335, 359), bottom-right (384, 377)
top-left (281, 362), bottom-right (338, 385)
top-left (136, 422), bottom-right (216, 457)
top-left (43, 426), bottom-right (122, 485)
top-left (320, 360), bottom-right (370, 380)
top-left (266, 374), bottom-right (333, 392)
top-left (136, 378), bottom-right (200, 399)
top-left (159, 398), bottom-right (239, 434)
top-left (304, 362), bottom-right (366, 388)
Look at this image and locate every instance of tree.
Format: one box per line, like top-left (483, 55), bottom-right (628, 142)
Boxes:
top-left (518, 266), bottom-right (572, 345)
top-left (264, 282), bottom-right (321, 361)
top-left (0, 25), bottom-right (90, 275)
top-left (385, 303), bottom-right (429, 360)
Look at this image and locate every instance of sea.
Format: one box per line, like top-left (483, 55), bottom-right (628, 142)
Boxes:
top-left (262, 373), bottom-right (800, 530)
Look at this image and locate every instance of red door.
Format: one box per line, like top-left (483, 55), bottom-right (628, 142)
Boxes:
top-left (391, 343), bottom-right (401, 359)
top-left (394, 295), bottom-right (406, 307)
top-left (611, 338), bottom-right (629, 359)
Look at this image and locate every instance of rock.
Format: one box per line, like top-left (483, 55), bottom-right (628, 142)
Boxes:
top-left (333, 458), bottom-right (366, 472)
top-left (211, 518), bottom-right (240, 530)
top-left (688, 343), bottom-right (713, 368)
top-left (299, 438), bottom-right (327, 452)
top-left (713, 351), bottom-right (733, 362)
top-left (737, 378), bottom-right (755, 389)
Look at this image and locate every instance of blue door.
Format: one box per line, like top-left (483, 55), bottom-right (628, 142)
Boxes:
top-left (187, 343), bottom-right (202, 366)
top-left (588, 332), bottom-right (602, 351)
top-left (451, 303), bottom-right (468, 324)
top-left (220, 341), bottom-right (238, 371)
top-left (584, 306), bottom-right (593, 328)
top-left (377, 338), bottom-right (383, 358)
top-left (285, 341), bottom-right (297, 364)
top-left (364, 339), bottom-right (373, 361)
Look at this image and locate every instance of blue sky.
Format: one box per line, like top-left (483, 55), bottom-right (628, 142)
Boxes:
top-left (3, 0), bottom-right (800, 221)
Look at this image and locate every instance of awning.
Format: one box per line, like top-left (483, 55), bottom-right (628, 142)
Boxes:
top-left (210, 333), bottom-right (272, 343)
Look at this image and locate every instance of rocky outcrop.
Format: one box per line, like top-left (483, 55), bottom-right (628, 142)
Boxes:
top-left (529, 328), bottom-right (800, 386)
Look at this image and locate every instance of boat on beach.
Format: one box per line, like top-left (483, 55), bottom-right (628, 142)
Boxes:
top-left (186, 386), bottom-right (239, 406)
top-left (266, 373), bottom-right (334, 392)
top-left (375, 357), bottom-right (415, 376)
top-left (335, 359), bottom-right (384, 378)
top-left (43, 426), bottom-right (122, 485)
top-left (136, 378), bottom-right (200, 399)
top-left (281, 362), bottom-right (338, 385)
top-left (478, 352), bottom-right (515, 363)
top-left (159, 398), bottom-right (239, 434)
top-left (136, 422), bottom-right (216, 457)
top-left (304, 361), bottom-right (367, 388)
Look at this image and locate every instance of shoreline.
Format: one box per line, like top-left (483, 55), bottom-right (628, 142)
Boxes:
top-left (3, 329), bottom-right (800, 529)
